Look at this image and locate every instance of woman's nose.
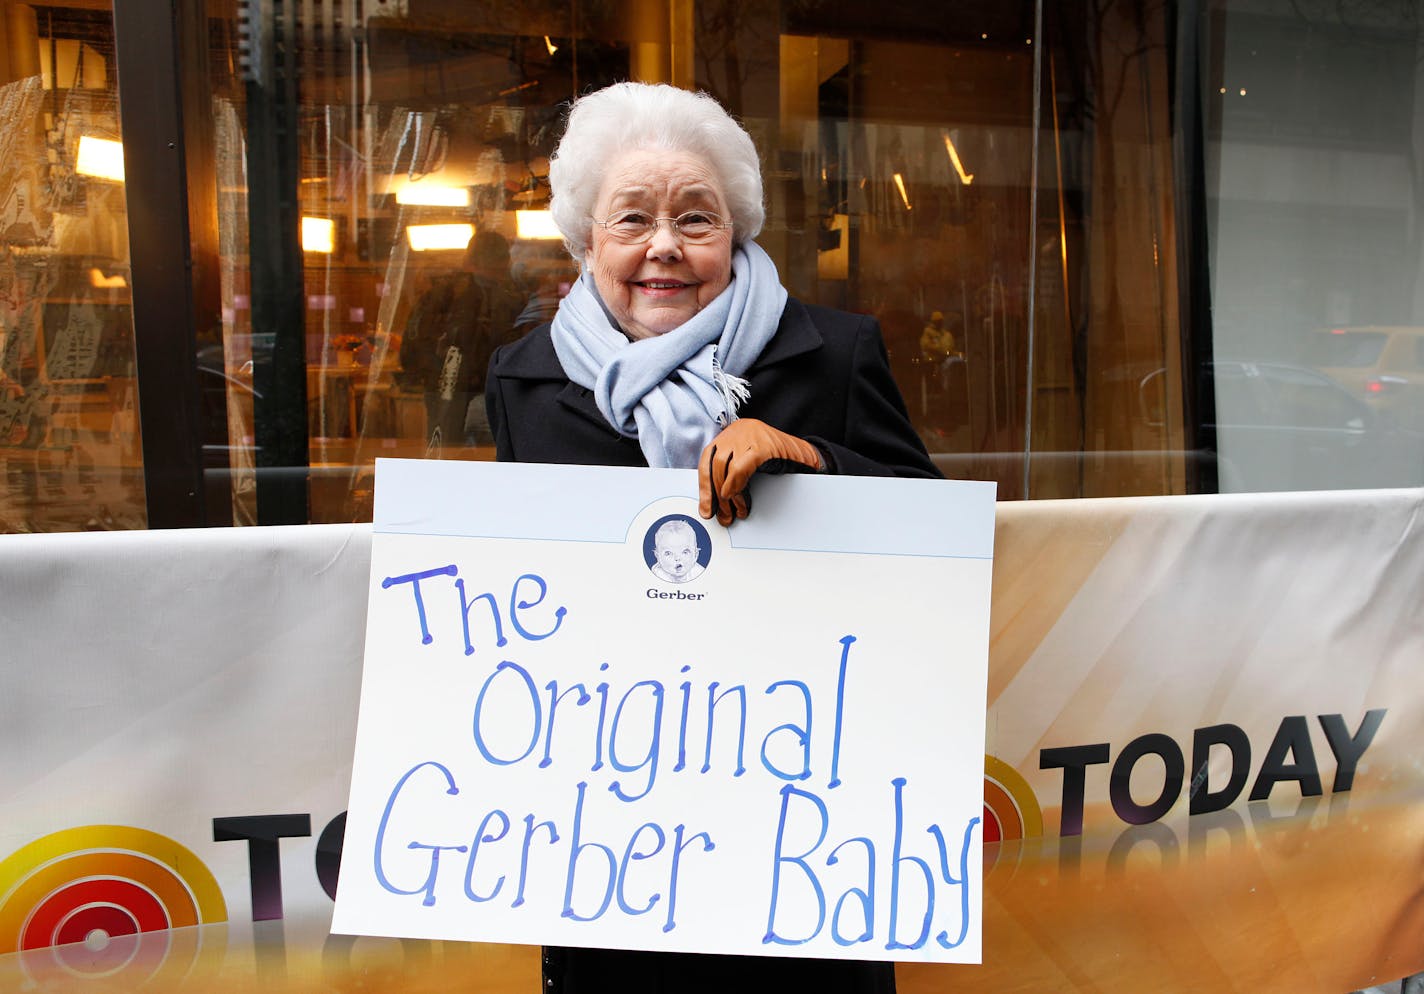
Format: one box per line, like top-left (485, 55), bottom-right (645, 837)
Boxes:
top-left (644, 222), bottom-right (683, 261)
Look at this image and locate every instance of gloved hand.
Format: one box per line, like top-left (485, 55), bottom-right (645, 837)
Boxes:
top-left (698, 418), bottom-right (824, 525)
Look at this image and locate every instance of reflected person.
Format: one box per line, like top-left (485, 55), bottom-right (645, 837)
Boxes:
top-left (400, 231), bottom-right (521, 449)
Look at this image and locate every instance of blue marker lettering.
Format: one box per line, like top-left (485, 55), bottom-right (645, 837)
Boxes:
top-left (674, 665), bottom-right (692, 772)
top-left (592, 663), bottom-right (610, 772)
top-left (609, 679), bottom-right (665, 802)
top-left (373, 761), bottom-right (459, 903)
top-left (616, 822), bottom-right (667, 916)
top-left (405, 841), bottom-right (468, 906)
top-left (509, 573), bottom-right (568, 641)
top-left (561, 782), bottom-right (616, 922)
top-left (827, 837), bottom-right (876, 945)
top-left (462, 809), bottom-right (512, 902)
top-left (512, 813), bottom-right (559, 908)
top-left (702, 682), bottom-right (747, 776)
top-left (928, 815), bottom-right (981, 949)
top-left (455, 577), bottom-right (509, 655)
top-left (473, 661), bottom-right (541, 766)
top-left (761, 680), bottom-right (813, 781)
top-left (382, 565), bottom-right (458, 645)
top-left (885, 777), bottom-right (933, 951)
top-left (663, 823), bottom-right (714, 933)
top-left (829, 636), bottom-right (855, 789)
top-left (764, 784), bottom-right (828, 945)
top-left (541, 680), bottom-right (592, 769)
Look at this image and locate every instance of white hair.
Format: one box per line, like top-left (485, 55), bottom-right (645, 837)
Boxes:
top-left (548, 82), bottom-right (765, 258)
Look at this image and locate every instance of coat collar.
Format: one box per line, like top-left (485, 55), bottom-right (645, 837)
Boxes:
top-left (497, 297), bottom-right (824, 433)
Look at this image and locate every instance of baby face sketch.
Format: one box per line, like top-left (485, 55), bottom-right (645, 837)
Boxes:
top-left (655, 530), bottom-right (698, 579)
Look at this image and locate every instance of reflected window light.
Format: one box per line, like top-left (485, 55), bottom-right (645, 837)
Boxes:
top-left (89, 268), bottom-right (127, 289)
top-left (76, 135), bottom-right (124, 181)
top-left (544, 35), bottom-right (559, 55)
top-left (515, 210), bottom-right (561, 240)
top-left (394, 181), bottom-right (471, 207)
top-left (892, 173), bottom-right (912, 211)
top-left (407, 223), bottom-right (474, 251)
top-left (302, 216), bottom-right (335, 253)
top-left (942, 132), bottom-right (975, 186)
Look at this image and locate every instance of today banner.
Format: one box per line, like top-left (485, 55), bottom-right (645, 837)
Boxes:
top-left (0, 486), bottom-right (1420, 991)
top-left (333, 460), bottom-right (998, 962)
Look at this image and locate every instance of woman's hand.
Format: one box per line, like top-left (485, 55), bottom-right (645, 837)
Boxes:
top-left (698, 419), bottom-right (825, 525)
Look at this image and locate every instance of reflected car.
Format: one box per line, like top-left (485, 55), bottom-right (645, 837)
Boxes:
top-left (1306, 326), bottom-right (1424, 431)
top-left (1142, 360), bottom-right (1424, 493)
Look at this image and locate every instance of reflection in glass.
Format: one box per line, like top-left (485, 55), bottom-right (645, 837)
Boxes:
top-left (201, 0), bottom-right (1212, 520)
top-left (0, 3), bottom-right (144, 532)
top-left (1206, 1), bottom-right (1424, 492)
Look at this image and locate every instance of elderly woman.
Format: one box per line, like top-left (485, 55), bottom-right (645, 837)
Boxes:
top-left (485, 82), bottom-right (934, 993)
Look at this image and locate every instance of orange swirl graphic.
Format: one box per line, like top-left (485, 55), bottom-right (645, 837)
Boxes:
top-left (983, 755), bottom-right (1044, 844)
top-left (0, 825), bottom-right (226, 955)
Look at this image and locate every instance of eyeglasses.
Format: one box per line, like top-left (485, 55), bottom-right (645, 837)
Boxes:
top-left (592, 210), bottom-right (732, 244)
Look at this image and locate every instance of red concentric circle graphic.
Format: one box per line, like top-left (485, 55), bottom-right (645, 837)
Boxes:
top-left (24, 878), bottom-right (168, 949)
top-left (0, 825), bottom-right (226, 983)
top-left (983, 755), bottom-right (1045, 873)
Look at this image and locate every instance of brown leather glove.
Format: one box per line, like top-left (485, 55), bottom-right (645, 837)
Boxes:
top-left (698, 418), bottom-right (824, 525)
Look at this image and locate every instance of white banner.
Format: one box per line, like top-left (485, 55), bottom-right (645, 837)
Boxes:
top-left (0, 487), bottom-right (1420, 992)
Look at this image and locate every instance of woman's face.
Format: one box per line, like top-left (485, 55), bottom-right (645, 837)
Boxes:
top-left (584, 149), bottom-right (734, 341)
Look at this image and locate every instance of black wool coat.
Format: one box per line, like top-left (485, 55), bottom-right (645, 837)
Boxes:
top-left (486, 296), bottom-right (940, 483)
top-left (483, 297), bottom-right (931, 994)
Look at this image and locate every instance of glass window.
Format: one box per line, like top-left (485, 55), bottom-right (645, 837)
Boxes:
top-left (196, 0), bottom-right (1199, 520)
top-left (0, 2), bottom-right (144, 532)
top-left (17, 0), bottom-right (1411, 530)
top-left (1204, 0), bottom-right (1424, 490)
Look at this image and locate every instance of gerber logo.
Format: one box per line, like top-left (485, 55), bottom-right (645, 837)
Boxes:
top-left (0, 826), bottom-right (227, 973)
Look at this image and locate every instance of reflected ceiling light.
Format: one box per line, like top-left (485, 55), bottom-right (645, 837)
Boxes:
top-left (394, 181), bottom-right (471, 207)
top-left (407, 223), bottom-right (474, 251)
top-left (75, 135), bottom-right (124, 181)
top-left (89, 268), bottom-right (127, 289)
top-left (302, 216), bottom-right (335, 253)
top-left (544, 35), bottom-right (559, 55)
top-left (892, 173), bottom-right (912, 211)
top-left (942, 132), bottom-right (975, 186)
top-left (515, 210), bottom-right (561, 240)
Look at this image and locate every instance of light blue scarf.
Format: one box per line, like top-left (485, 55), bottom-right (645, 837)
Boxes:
top-left (550, 240), bottom-right (788, 469)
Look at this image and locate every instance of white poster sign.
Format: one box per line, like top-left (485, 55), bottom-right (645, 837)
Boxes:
top-left (333, 460), bottom-right (995, 964)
